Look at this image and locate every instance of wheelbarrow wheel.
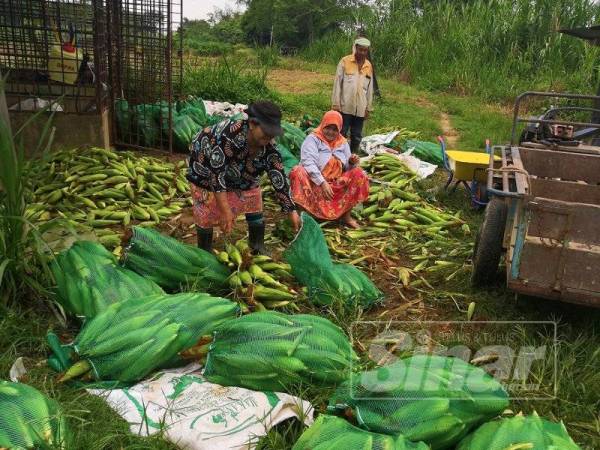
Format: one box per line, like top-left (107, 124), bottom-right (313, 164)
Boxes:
top-left (471, 198), bottom-right (508, 286)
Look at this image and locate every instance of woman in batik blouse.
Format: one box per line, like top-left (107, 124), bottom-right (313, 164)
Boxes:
top-left (187, 101), bottom-right (300, 254)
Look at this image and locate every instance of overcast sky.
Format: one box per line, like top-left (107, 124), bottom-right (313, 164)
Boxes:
top-left (183, 0), bottom-right (243, 20)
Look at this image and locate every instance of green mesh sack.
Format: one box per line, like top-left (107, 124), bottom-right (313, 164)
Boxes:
top-left (328, 355), bottom-right (509, 449)
top-left (293, 415), bottom-right (429, 450)
top-left (52, 293), bottom-right (239, 384)
top-left (115, 99), bottom-right (132, 140)
top-left (401, 140), bottom-right (444, 166)
top-left (456, 412), bottom-right (581, 450)
top-left (283, 213), bottom-right (383, 307)
top-left (276, 143), bottom-right (300, 175)
top-left (202, 311), bottom-right (358, 392)
top-left (0, 381), bottom-right (70, 449)
top-left (51, 241), bottom-right (164, 319)
top-left (121, 226), bottom-right (231, 292)
top-left (134, 104), bottom-right (161, 147)
top-left (277, 121), bottom-right (307, 157)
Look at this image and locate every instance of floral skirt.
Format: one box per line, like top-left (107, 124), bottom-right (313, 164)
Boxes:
top-left (289, 166), bottom-right (369, 220)
top-left (190, 184), bottom-right (262, 228)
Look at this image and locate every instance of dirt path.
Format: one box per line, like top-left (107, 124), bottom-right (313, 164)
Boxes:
top-left (268, 69), bottom-right (331, 94)
top-left (440, 112), bottom-right (459, 147)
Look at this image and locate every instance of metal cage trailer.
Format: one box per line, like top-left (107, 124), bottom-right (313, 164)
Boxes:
top-left (472, 92), bottom-right (600, 307)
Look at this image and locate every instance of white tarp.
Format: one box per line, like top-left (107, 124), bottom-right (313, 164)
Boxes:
top-left (87, 364), bottom-right (313, 450)
top-left (203, 101), bottom-right (247, 118)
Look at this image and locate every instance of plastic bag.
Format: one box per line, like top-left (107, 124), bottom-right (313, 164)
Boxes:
top-left (401, 140), bottom-right (444, 166)
top-left (283, 213), bottom-right (383, 307)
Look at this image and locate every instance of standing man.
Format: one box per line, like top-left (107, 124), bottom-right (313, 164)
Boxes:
top-left (332, 37), bottom-right (374, 153)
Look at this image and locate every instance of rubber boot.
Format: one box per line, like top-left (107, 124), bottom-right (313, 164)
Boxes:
top-left (248, 222), bottom-right (269, 255)
top-left (196, 226), bottom-right (213, 252)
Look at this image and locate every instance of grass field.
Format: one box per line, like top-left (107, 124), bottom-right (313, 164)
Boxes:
top-left (1, 55), bottom-right (599, 449)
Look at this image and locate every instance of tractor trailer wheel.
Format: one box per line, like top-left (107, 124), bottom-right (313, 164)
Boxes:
top-left (471, 198), bottom-right (508, 287)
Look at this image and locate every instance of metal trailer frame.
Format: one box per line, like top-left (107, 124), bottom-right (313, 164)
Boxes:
top-left (481, 92), bottom-right (600, 307)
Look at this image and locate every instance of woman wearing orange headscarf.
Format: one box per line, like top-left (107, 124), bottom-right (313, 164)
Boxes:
top-left (289, 110), bottom-right (370, 228)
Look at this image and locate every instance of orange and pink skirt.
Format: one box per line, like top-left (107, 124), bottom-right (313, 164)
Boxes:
top-left (289, 166), bottom-right (369, 220)
top-left (190, 184), bottom-right (262, 228)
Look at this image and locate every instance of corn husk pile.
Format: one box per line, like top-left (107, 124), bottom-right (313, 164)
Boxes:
top-left (26, 147), bottom-right (189, 248)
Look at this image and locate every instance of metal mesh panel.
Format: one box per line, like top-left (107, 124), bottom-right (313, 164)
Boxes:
top-left (109, 0), bottom-right (183, 152)
top-left (0, 0), bottom-right (109, 114)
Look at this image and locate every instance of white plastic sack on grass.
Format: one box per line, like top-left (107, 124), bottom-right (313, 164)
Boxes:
top-left (361, 150), bottom-right (436, 180)
top-left (88, 364), bottom-right (313, 450)
top-left (360, 131), bottom-right (400, 155)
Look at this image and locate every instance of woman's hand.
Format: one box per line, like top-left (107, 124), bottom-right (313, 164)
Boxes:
top-left (321, 181), bottom-right (334, 200)
top-left (215, 192), bottom-right (235, 234)
top-left (218, 208), bottom-right (235, 234)
top-left (349, 154), bottom-right (360, 166)
top-left (289, 210), bottom-right (301, 232)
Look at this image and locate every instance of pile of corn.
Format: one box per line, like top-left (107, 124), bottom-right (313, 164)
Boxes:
top-left (218, 239), bottom-right (300, 311)
top-left (26, 147), bottom-right (189, 247)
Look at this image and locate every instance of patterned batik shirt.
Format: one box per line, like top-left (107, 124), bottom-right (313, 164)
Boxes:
top-left (186, 118), bottom-right (296, 213)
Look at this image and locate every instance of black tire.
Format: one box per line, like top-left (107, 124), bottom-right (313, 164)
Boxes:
top-left (471, 198), bottom-right (508, 287)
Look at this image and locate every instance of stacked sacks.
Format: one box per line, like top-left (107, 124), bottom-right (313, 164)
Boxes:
top-left (456, 412), bottom-right (581, 450)
top-left (293, 415), bottom-right (429, 450)
top-left (0, 381), bottom-right (70, 449)
top-left (54, 293), bottom-right (239, 384)
top-left (121, 226), bottom-right (231, 292)
top-left (51, 241), bottom-right (164, 319)
top-left (328, 355), bottom-right (509, 449)
top-left (200, 311), bottom-right (358, 392)
top-left (284, 213), bottom-right (383, 307)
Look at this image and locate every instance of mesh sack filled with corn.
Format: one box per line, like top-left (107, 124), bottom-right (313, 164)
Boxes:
top-left (52, 293), bottom-right (239, 384)
top-left (121, 226), bottom-right (231, 292)
top-left (292, 415), bottom-right (429, 450)
top-left (456, 412), bottom-right (581, 450)
top-left (51, 241), bottom-right (164, 319)
top-left (193, 311), bottom-right (357, 392)
top-left (0, 381), bottom-right (70, 449)
top-left (328, 355), bottom-right (509, 449)
top-left (283, 213), bottom-right (383, 307)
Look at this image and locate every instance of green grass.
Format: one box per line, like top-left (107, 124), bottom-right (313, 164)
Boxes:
top-left (2, 56), bottom-right (599, 449)
top-left (301, 0), bottom-right (600, 103)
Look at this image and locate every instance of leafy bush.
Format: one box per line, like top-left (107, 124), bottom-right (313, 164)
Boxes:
top-left (0, 77), bottom-right (63, 305)
top-left (183, 56), bottom-right (279, 105)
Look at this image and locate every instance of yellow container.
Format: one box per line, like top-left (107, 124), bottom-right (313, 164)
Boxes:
top-left (446, 150), bottom-right (499, 182)
top-left (48, 44), bottom-right (83, 85)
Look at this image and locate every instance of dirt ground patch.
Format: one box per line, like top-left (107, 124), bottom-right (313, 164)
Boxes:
top-left (268, 68), bottom-right (332, 94)
top-left (440, 112), bottom-right (459, 147)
